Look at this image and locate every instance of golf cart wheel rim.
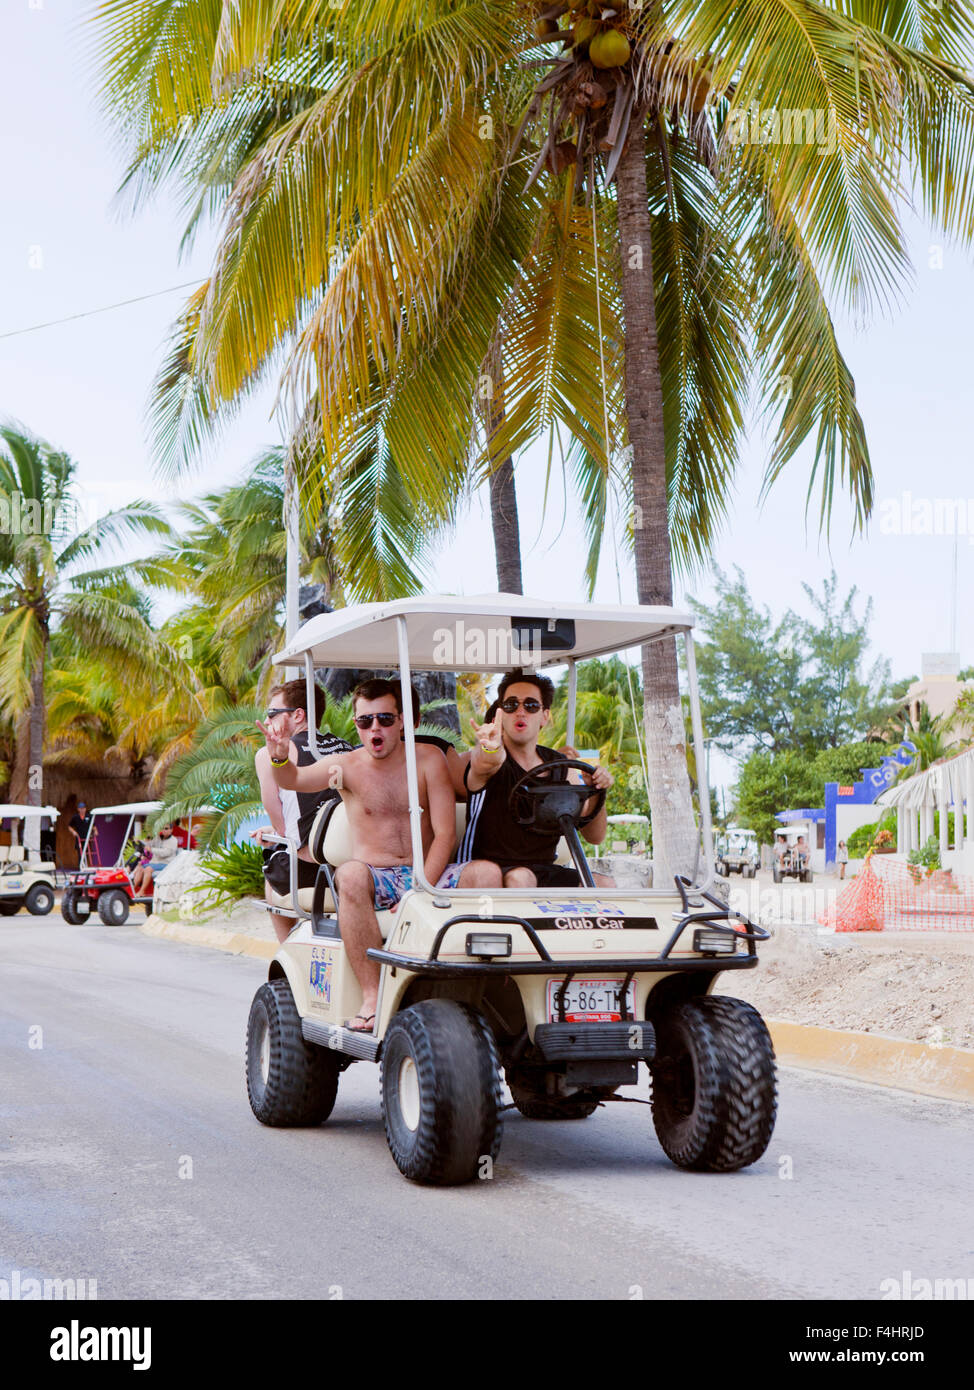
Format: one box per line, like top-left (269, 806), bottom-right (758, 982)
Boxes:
top-left (398, 1056), bottom-right (421, 1132)
top-left (259, 1023), bottom-right (270, 1084)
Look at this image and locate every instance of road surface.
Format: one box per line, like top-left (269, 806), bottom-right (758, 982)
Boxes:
top-left (2, 921), bottom-right (971, 1300)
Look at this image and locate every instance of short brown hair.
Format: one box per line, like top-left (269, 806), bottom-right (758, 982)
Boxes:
top-left (352, 677), bottom-right (402, 713)
top-left (269, 679), bottom-right (326, 727)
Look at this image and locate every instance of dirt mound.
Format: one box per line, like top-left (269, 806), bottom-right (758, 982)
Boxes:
top-left (724, 926), bottom-right (974, 1050)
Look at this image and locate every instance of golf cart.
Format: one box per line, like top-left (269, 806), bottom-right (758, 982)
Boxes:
top-left (716, 826), bottom-right (760, 879)
top-left (246, 595), bottom-right (778, 1185)
top-left (61, 801), bottom-right (163, 925)
top-left (772, 826), bottom-right (813, 883)
top-left (0, 805), bottom-right (59, 917)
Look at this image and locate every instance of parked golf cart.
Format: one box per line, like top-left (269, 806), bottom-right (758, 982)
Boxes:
top-left (716, 826), bottom-right (760, 878)
top-left (0, 805), bottom-right (59, 917)
top-left (245, 595), bottom-right (778, 1186)
top-left (772, 826), bottom-right (813, 883)
top-left (60, 800), bottom-right (163, 925)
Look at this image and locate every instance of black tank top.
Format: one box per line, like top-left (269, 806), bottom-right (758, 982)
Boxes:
top-left (459, 744), bottom-right (569, 866)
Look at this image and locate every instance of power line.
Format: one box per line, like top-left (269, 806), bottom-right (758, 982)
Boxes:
top-left (0, 281), bottom-right (204, 342)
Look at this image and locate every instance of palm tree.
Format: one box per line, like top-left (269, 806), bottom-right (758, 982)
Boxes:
top-left (0, 423), bottom-right (174, 840)
top-left (93, 1), bottom-right (974, 884)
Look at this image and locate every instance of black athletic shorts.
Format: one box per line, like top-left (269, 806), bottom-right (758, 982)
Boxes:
top-left (495, 862), bottom-right (581, 888)
top-left (263, 847), bottom-right (318, 895)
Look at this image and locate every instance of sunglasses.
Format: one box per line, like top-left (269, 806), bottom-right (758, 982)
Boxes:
top-left (354, 712), bottom-right (399, 729)
top-left (264, 707), bottom-right (293, 720)
top-left (500, 697), bottom-right (543, 714)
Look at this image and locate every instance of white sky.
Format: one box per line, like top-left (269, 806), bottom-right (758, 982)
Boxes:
top-left (3, 2), bottom-right (973, 796)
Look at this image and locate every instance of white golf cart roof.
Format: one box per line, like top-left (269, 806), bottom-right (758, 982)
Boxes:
top-left (272, 594), bottom-right (694, 672)
top-left (88, 801), bottom-right (163, 817)
top-left (607, 814), bottom-right (650, 825)
top-left (0, 804), bottom-right (59, 819)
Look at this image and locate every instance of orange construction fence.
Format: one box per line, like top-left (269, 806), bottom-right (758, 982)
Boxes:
top-left (819, 853), bottom-right (974, 932)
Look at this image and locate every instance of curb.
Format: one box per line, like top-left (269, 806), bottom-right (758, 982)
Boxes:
top-left (767, 1019), bottom-right (974, 1105)
top-left (140, 913), bottom-right (277, 961)
top-left (138, 916), bottom-right (974, 1104)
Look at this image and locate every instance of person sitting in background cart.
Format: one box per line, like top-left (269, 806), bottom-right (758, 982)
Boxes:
top-left (131, 824), bottom-right (178, 896)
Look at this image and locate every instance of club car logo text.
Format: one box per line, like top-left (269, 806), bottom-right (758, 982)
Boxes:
top-left (529, 903), bottom-right (658, 931)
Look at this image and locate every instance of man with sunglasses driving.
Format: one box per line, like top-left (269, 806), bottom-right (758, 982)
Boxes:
top-left (457, 669), bottom-right (613, 889)
top-left (258, 678), bottom-right (458, 1032)
top-left (254, 679), bottom-right (352, 942)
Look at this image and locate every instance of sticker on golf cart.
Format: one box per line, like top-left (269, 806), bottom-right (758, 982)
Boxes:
top-left (528, 906), bottom-right (659, 931)
top-left (309, 947), bottom-right (333, 1005)
top-left (546, 978), bottom-right (636, 1023)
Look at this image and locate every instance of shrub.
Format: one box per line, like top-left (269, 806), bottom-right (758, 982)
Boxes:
top-left (907, 836), bottom-right (941, 883)
top-left (188, 842), bottom-right (265, 910)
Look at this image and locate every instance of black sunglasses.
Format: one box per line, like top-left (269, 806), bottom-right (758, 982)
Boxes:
top-left (264, 707), bottom-right (293, 720)
top-left (500, 696), bottom-right (543, 714)
top-left (355, 712), bottom-right (399, 729)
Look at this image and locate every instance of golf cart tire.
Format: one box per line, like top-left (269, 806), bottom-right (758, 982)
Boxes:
top-left (0, 900), bottom-right (20, 916)
top-left (803, 869), bottom-right (813, 883)
top-left (380, 1000), bottom-right (503, 1186)
top-left (506, 1068), bottom-right (602, 1120)
top-left (772, 866), bottom-right (781, 884)
top-left (650, 996), bottom-right (777, 1173)
top-left (246, 979), bottom-right (340, 1127)
top-left (98, 889), bottom-right (130, 926)
top-left (60, 889), bottom-right (86, 924)
top-left (25, 884), bottom-right (55, 915)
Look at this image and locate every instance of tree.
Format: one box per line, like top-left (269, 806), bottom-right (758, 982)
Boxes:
top-left (0, 423), bottom-right (173, 840)
top-left (691, 566), bottom-right (891, 759)
top-left (734, 738), bottom-right (898, 844)
top-left (94, 0), bottom-right (974, 885)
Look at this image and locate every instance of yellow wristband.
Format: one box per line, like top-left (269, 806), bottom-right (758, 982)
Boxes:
top-left (480, 745), bottom-right (500, 755)
top-left (270, 755), bottom-right (290, 767)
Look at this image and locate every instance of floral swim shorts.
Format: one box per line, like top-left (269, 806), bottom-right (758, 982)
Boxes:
top-left (368, 862), bottom-right (464, 910)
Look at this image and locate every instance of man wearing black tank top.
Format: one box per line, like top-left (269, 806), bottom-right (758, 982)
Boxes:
top-left (254, 679), bottom-right (352, 941)
top-left (456, 670), bottom-right (614, 889)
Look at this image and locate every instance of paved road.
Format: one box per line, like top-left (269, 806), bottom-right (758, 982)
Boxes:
top-left (2, 921), bottom-right (972, 1300)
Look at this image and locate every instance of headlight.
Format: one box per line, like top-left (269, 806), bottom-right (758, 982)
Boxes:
top-left (693, 927), bottom-right (738, 955)
top-left (465, 932), bottom-right (512, 959)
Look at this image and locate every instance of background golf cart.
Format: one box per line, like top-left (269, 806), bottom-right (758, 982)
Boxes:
top-left (247, 595), bottom-right (776, 1185)
top-left (771, 822), bottom-right (815, 882)
top-left (715, 825), bottom-right (759, 878)
top-left (0, 806), bottom-right (59, 916)
top-left (61, 800), bottom-right (164, 924)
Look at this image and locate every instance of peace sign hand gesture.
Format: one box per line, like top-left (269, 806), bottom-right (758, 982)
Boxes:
top-left (256, 718), bottom-right (290, 765)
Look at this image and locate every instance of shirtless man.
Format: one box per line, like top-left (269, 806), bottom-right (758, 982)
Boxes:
top-left (258, 678), bottom-right (458, 1033)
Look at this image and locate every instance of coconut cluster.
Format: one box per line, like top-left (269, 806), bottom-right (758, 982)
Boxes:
top-left (533, 2), bottom-right (634, 68)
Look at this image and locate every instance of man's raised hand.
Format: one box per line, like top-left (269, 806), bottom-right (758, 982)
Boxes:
top-left (470, 708), bottom-right (504, 756)
top-left (256, 718), bottom-right (290, 765)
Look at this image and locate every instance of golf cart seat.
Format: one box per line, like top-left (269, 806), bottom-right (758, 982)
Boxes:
top-left (304, 795), bottom-right (574, 931)
top-left (8, 846), bottom-right (25, 863)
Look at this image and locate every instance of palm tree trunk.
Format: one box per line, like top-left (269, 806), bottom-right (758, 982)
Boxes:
top-left (24, 654), bottom-right (45, 854)
top-left (482, 336), bottom-right (523, 594)
top-left (488, 459), bottom-right (523, 594)
top-left (615, 118), bottom-right (698, 885)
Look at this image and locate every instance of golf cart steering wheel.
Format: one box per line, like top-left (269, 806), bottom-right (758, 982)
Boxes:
top-left (508, 759), bottom-right (606, 831)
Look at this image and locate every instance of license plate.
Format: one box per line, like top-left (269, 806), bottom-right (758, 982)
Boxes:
top-left (546, 978), bottom-right (636, 1023)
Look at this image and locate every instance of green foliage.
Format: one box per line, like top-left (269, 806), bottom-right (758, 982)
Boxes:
top-left (159, 705), bottom-right (264, 849)
top-left (189, 842), bottom-right (265, 910)
top-left (907, 836), bottom-right (941, 880)
top-left (689, 566), bottom-right (893, 759)
top-left (733, 739), bottom-right (897, 845)
top-left (847, 813), bottom-right (897, 856)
